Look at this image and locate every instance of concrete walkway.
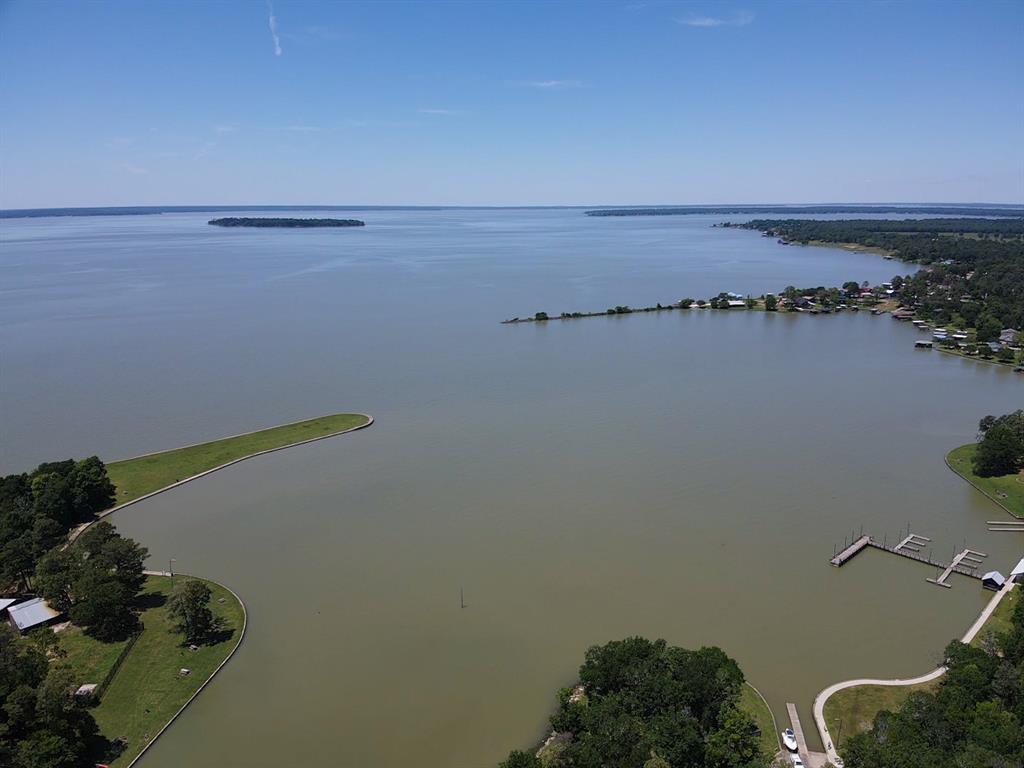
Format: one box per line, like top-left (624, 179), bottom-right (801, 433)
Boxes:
top-left (812, 580), bottom-right (1017, 766)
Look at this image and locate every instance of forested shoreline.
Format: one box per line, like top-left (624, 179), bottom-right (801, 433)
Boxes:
top-left (207, 217), bottom-right (365, 228)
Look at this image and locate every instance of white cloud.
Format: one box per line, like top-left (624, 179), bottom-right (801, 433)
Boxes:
top-left (280, 125), bottom-right (321, 132)
top-left (123, 163), bottom-right (149, 175)
top-left (214, 124), bottom-right (237, 134)
top-left (520, 79), bottom-right (585, 89)
top-left (677, 11), bottom-right (754, 27)
top-left (267, 1), bottom-right (283, 56)
top-left (418, 108), bottom-right (460, 115)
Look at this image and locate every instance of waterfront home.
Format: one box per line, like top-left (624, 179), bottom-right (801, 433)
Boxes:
top-left (727, 300), bottom-right (747, 308)
top-left (7, 597), bottom-right (61, 634)
top-left (1011, 558), bottom-right (1024, 585)
top-left (915, 340), bottom-right (933, 349)
top-left (1001, 329), bottom-right (1019, 345)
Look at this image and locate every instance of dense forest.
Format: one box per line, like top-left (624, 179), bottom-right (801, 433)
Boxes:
top-left (207, 217), bottom-right (365, 227)
top-left (739, 218), bottom-right (1024, 332)
top-left (586, 206), bottom-right (1023, 218)
top-left (499, 637), bottom-right (769, 768)
top-left (844, 593), bottom-right (1024, 767)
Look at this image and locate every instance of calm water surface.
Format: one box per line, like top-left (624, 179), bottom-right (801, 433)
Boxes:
top-left (1, 209), bottom-right (1021, 765)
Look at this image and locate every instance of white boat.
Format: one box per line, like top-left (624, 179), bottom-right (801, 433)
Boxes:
top-left (782, 727), bottom-right (798, 752)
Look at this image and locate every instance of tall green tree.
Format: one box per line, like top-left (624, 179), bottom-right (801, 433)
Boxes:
top-left (167, 580), bottom-right (215, 644)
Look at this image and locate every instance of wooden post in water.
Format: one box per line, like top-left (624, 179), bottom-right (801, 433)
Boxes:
top-left (460, 587), bottom-right (466, 609)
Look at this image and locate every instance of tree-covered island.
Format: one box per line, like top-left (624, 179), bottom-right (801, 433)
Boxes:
top-left (207, 217), bottom-right (365, 227)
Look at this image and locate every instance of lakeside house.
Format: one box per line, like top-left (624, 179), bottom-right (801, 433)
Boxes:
top-left (1001, 329), bottom-right (1019, 345)
top-left (1011, 558), bottom-right (1024, 585)
top-left (6, 597), bottom-right (61, 634)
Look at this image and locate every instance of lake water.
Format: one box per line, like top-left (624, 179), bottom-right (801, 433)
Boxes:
top-left (1, 209), bottom-right (1021, 766)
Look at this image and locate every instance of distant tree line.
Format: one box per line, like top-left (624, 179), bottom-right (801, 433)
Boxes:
top-left (844, 591), bottom-right (1024, 766)
top-left (974, 410), bottom-right (1024, 478)
top-left (586, 206), bottom-right (1023, 218)
top-left (207, 217), bottom-right (365, 228)
top-left (499, 637), bottom-right (769, 768)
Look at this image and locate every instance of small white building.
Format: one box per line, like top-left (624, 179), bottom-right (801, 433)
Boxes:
top-left (0, 598), bottom-right (17, 616)
top-left (7, 597), bottom-right (61, 634)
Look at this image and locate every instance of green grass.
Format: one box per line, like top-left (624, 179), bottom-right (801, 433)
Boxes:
top-left (89, 575), bottom-right (245, 766)
top-left (106, 413), bottom-right (370, 505)
top-left (739, 683), bottom-right (779, 757)
top-left (58, 625), bottom-right (131, 690)
top-left (823, 681), bottom-right (937, 749)
top-left (947, 443), bottom-right (1024, 518)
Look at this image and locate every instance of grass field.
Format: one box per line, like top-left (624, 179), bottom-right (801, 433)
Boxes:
top-left (89, 575), bottom-right (245, 766)
top-left (972, 587), bottom-right (1020, 647)
top-left (106, 413), bottom-right (370, 505)
top-left (823, 680), bottom-right (937, 749)
top-left (739, 683), bottom-right (779, 757)
top-left (947, 443), bottom-right (1024, 518)
top-left (58, 625), bottom-right (131, 691)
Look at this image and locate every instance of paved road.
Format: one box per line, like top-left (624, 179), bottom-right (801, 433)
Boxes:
top-left (812, 580), bottom-right (1017, 765)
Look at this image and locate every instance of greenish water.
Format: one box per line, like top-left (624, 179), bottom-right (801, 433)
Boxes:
top-left (1, 209), bottom-right (1020, 765)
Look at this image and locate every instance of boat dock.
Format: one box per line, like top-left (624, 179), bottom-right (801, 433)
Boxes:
top-left (829, 530), bottom-right (985, 587)
top-left (989, 520), bottom-right (1024, 533)
top-left (786, 703), bottom-right (829, 767)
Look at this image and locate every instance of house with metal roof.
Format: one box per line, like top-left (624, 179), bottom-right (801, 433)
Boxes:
top-left (982, 571), bottom-right (1006, 591)
top-left (6, 597), bottom-right (61, 634)
top-left (1010, 558), bottom-right (1024, 585)
top-left (0, 598), bottom-right (17, 615)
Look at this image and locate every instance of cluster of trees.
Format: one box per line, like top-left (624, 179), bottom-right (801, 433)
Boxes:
top-left (167, 580), bottom-right (215, 645)
top-left (500, 637), bottom-right (769, 768)
top-left (974, 410), bottom-right (1024, 478)
top-left (744, 218), bottom-right (1024, 331)
top-left (1, 458), bottom-right (115, 591)
top-left (844, 592), bottom-right (1024, 767)
top-left (35, 522), bottom-right (147, 641)
top-left (0, 626), bottom-right (101, 768)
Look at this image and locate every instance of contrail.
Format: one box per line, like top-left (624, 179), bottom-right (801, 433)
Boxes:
top-left (267, 1), bottom-right (282, 56)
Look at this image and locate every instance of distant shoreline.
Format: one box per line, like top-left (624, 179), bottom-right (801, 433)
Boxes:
top-left (207, 217), bottom-right (365, 228)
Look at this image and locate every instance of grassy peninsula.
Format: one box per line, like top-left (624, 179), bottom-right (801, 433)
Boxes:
top-left (207, 217), bottom-right (365, 227)
top-left (106, 413), bottom-right (371, 505)
top-left (947, 444), bottom-right (1024, 518)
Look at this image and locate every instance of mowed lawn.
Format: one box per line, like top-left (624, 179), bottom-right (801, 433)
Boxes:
top-left (738, 683), bottom-right (779, 757)
top-left (947, 443), bottom-right (1024, 518)
top-left (58, 625), bottom-right (131, 691)
top-left (91, 576), bottom-right (245, 766)
top-left (106, 413), bottom-right (370, 505)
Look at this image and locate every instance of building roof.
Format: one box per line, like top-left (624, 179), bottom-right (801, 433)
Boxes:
top-left (0, 598), bottom-right (17, 613)
top-left (7, 597), bottom-right (60, 632)
top-left (1011, 558), bottom-right (1024, 577)
top-left (982, 571), bottom-right (1005, 583)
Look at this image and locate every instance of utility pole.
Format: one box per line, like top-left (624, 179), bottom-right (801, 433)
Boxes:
top-left (169, 558), bottom-right (176, 590)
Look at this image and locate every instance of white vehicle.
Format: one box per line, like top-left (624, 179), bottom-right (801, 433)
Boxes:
top-left (790, 755), bottom-right (804, 768)
top-left (781, 728), bottom-right (798, 752)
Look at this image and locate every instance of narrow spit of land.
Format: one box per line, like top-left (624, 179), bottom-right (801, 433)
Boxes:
top-left (105, 413), bottom-right (373, 507)
top-left (946, 443), bottom-right (1024, 519)
top-left (207, 217), bottom-right (365, 227)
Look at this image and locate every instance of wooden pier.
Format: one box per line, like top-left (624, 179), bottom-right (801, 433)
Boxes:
top-left (829, 530), bottom-right (985, 587)
top-left (988, 520), bottom-right (1024, 532)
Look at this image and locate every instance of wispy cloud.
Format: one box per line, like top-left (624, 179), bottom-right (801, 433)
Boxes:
top-left (677, 10), bottom-right (754, 27)
top-left (267, 1), bottom-right (283, 56)
top-left (213, 124), bottom-right (237, 134)
top-left (280, 124), bottom-right (321, 132)
top-left (519, 79), bottom-right (586, 89)
top-left (123, 163), bottom-right (149, 175)
top-left (418, 108), bottom-right (461, 115)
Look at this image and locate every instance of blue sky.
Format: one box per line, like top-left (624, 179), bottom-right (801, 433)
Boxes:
top-left (1, 0), bottom-right (1021, 207)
